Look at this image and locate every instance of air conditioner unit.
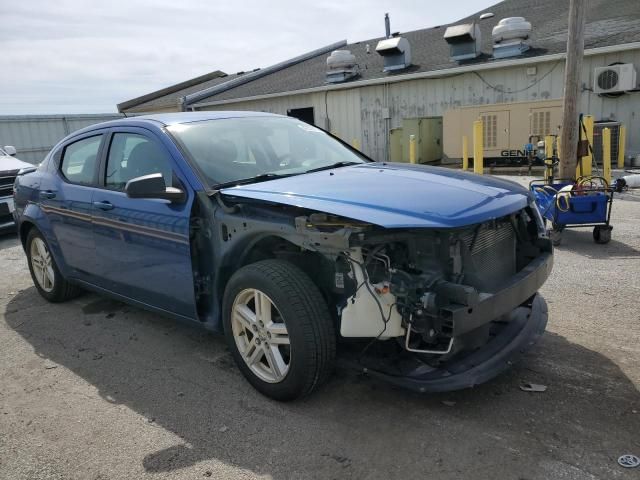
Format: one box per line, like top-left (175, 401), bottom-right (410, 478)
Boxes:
top-left (593, 64), bottom-right (637, 94)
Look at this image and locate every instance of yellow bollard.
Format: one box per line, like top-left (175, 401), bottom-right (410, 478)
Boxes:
top-left (577, 115), bottom-right (593, 177)
top-left (544, 135), bottom-right (555, 183)
top-left (409, 134), bottom-right (417, 164)
top-left (603, 128), bottom-right (611, 185)
top-left (618, 125), bottom-right (626, 169)
top-left (351, 138), bottom-right (361, 151)
top-left (473, 120), bottom-right (483, 174)
top-left (462, 136), bottom-right (469, 171)
top-left (556, 135), bottom-right (561, 162)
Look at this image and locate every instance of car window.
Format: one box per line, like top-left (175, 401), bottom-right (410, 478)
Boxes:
top-left (60, 135), bottom-right (102, 185)
top-left (105, 133), bottom-right (172, 191)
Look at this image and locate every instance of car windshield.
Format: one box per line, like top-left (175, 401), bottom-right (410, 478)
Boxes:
top-left (0, 147), bottom-right (8, 156)
top-left (167, 116), bottom-right (368, 187)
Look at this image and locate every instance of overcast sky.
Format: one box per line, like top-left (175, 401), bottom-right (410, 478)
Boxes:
top-left (1, 0), bottom-right (498, 114)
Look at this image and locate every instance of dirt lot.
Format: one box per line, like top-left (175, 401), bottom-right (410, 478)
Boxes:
top-left (1, 180), bottom-right (639, 480)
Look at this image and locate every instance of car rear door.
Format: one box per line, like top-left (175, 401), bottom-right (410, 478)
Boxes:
top-left (91, 127), bottom-right (197, 319)
top-left (40, 131), bottom-right (106, 277)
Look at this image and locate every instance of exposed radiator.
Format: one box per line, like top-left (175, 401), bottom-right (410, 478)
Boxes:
top-left (461, 221), bottom-right (516, 293)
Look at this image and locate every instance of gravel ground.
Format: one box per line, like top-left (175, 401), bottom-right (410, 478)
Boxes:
top-left (1, 178), bottom-right (639, 480)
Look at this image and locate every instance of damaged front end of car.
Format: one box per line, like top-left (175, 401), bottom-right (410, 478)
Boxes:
top-left (195, 189), bottom-right (552, 393)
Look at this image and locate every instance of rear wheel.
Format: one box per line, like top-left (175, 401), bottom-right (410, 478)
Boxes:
top-left (593, 225), bottom-right (612, 244)
top-left (26, 228), bottom-right (81, 302)
top-left (222, 260), bottom-right (336, 401)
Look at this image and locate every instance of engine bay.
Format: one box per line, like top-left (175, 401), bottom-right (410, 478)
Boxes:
top-left (333, 205), bottom-right (550, 359)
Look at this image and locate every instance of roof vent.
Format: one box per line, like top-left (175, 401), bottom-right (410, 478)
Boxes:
top-left (492, 17), bottom-right (532, 59)
top-left (375, 14), bottom-right (411, 72)
top-left (376, 37), bottom-right (412, 72)
top-left (326, 50), bottom-right (359, 83)
top-left (444, 23), bottom-right (481, 61)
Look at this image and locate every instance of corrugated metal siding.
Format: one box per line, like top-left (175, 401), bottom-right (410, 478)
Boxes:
top-left (581, 48), bottom-right (640, 156)
top-left (200, 90), bottom-right (362, 149)
top-left (0, 114), bottom-right (122, 164)
top-left (196, 48), bottom-right (640, 162)
top-left (359, 84), bottom-right (388, 161)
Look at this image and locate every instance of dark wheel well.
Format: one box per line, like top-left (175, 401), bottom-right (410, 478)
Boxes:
top-left (220, 235), bottom-right (337, 315)
top-left (19, 221), bottom-right (34, 250)
top-left (240, 236), bottom-right (330, 288)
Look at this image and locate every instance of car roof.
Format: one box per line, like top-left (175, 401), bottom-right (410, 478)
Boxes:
top-left (69, 111), bottom-right (284, 137)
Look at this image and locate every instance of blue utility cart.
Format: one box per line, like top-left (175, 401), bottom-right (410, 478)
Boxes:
top-left (530, 178), bottom-right (614, 246)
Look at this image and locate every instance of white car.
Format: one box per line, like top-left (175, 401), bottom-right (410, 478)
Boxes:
top-left (1, 146), bottom-right (35, 231)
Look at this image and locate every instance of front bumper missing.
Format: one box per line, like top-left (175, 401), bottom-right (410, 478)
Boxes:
top-left (448, 251), bottom-right (553, 336)
top-left (351, 294), bottom-right (548, 392)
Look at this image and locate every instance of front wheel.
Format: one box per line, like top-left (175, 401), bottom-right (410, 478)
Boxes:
top-left (549, 225), bottom-right (563, 246)
top-left (222, 260), bottom-right (336, 401)
top-left (26, 228), bottom-right (81, 302)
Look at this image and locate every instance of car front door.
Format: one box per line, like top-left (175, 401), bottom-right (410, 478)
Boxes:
top-left (41, 132), bottom-right (105, 276)
top-left (91, 128), bottom-right (197, 319)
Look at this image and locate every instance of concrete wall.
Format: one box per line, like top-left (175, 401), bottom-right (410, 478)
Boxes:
top-left (196, 48), bottom-right (640, 163)
top-left (0, 114), bottom-right (123, 164)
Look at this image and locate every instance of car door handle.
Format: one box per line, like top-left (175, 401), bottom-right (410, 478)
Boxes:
top-left (93, 200), bottom-right (114, 211)
top-left (39, 190), bottom-right (56, 199)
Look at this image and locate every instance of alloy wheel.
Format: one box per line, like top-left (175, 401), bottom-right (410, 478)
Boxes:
top-left (30, 237), bottom-right (55, 293)
top-left (231, 288), bottom-right (291, 383)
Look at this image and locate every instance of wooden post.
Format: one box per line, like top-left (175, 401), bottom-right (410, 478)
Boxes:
top-left (409, 135), bottom-right (417, 164)
top-left (559, 0), bottom-right (586, 180)
top-left (576, 115), bottom-right (593, 178)
top-left (603, 128), bottom-right (611, 185)
top-left (618, 125), bottom-right (626, 169)
top-left (462, 136), bottom-right (469, 170)
top-left (473, 120), bottom-right (483, 175)
top-left (351, 139), bottom-right (361, 151)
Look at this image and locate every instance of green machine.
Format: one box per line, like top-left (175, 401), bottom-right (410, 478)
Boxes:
top-left (389, 117), bottom-right (443, 163)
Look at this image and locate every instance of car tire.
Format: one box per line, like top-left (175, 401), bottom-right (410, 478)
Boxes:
top-left (26, 228), bottom-right (82, 302)
top-left (549, 227), bottom-right (562, 246)
top-left (222, 259), bottom-right (336, 401)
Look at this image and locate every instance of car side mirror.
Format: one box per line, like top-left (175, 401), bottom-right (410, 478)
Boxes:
top-left (124, 173), bottom-right (186, 203)
top-left (3, 145), bottom-right (17, 156)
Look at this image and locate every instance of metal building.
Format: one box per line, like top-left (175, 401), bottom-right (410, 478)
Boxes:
top-left (119, 0), bottom-right (640, 164)
top-left (0, 114), bottom-right (122, 164)
top-left (118, 70), bottom-right (235, 114)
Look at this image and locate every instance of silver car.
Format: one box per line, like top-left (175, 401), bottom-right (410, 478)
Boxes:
top-left (1, 146), bottom-right (35, 231)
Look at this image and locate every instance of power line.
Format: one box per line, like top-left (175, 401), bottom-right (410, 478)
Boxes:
top-left (472, 61), bottom-right (561, 94)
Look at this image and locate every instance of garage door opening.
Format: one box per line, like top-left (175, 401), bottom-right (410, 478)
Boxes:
top-left (287, 107), bottom-right (315, 125)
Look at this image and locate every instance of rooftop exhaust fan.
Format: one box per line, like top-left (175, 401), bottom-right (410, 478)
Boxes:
top-left (376, 13), bottom-right (412, 72)
top-left (492, 17), bottom-right (532, 59)
top-left (444, 23), bottom-right (481, 61)
top-left (326, 50), bottom-right (358, 83)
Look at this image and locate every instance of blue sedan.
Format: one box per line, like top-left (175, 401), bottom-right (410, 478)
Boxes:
top-left (13, 112), bottom-right (553, 400)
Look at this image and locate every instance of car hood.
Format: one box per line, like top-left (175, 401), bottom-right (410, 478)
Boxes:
top-left (221, 162), bottom-right (530, 228)
top-left (0, 155), bottom-right (32, 175)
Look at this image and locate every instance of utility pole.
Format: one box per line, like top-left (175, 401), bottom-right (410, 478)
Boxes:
top-left (558, 0), bottom-right (587, 180)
